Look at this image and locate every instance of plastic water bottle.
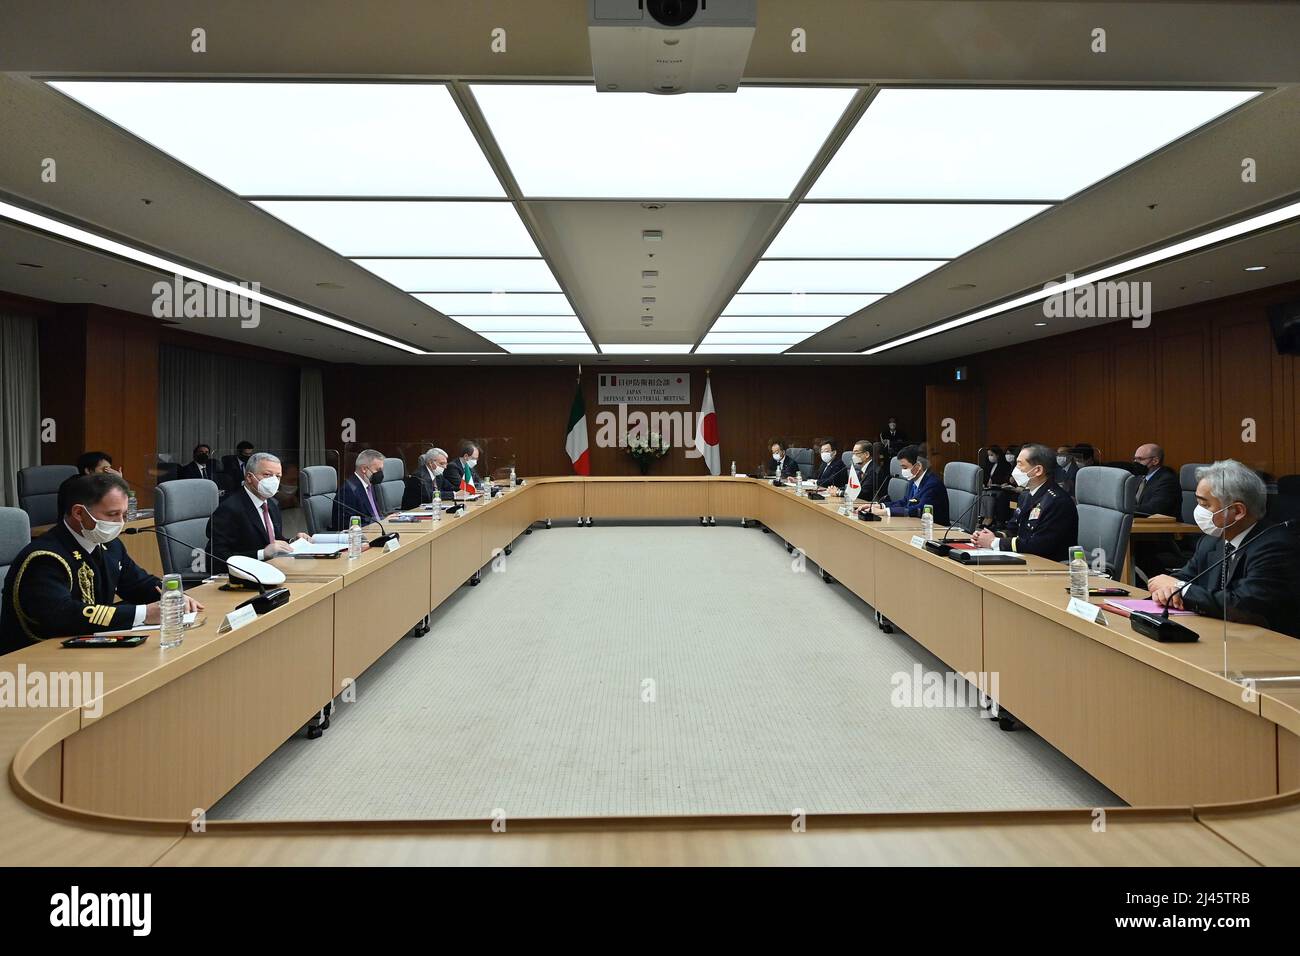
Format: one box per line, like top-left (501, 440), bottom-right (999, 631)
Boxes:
top-left (126, 491), bottom-right (138, 521)
top-left (794, 470), bottom-right (803, 496)
top-left (433, 494), bottom-right (442, 522)
top-left (509, 466), bottom-right (517, 487)
top-left (1069, 546), bottom-right (1089, 600)
top-left (730, 460), bottom-right (736, 477)
top-left (348, 516), bottom-right (363, 559)
top-left (159, 574), bottom-right (185, 649)
top-left (921, 504), bottom-right (935, 541)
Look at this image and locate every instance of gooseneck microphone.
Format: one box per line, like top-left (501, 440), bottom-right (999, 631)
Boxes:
top-left (125, 525), bottom-right (290, 614)
top-left (332, 486), bottom-right (399, 547)
top-left (1130, 517), bottom-right (1296, 643)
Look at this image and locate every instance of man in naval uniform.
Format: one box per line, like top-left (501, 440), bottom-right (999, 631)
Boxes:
top-left (0, 473), bottom-right (203, 655)
top-left (972, 443), bottom-right (1079, 562)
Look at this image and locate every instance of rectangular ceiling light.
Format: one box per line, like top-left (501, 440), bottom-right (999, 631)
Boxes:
top-left (740, 260), bottom-right (944, 293)
top-left (810, 88), bottom-right (1258, 200)
top-left (700, 332), bottom-right (807, 345)
top-left (482, 331), bottom-right (593, 345)
top-left (413, 292), bottom-right (575, 314)
top-left (454, 316), bottom-right (584, 332)
top-left (864, 197), bottom-right (1300, 354)
top-left (711, 316), bottom-right (840, 334)
top-left (0, 198), bottom-right (426, 355)
top-left (470, 84), bottom-right (857, 198)
top-left (352, 258), bottom-right (562, 292)
top-left (499, 344), bottom-right (597, 354)
top-left (766, 203), bottom-right (1049, 258)
top-left (253, 201), bottom-right (538, 257)
top-left (48, 81), bottom-right (505, 197)
top-left (598, 344), bottom-right (694, 354)
top-left (695, 342), bottom-right (791, 354)
top-left (721, 293), bottom-right (885, 316)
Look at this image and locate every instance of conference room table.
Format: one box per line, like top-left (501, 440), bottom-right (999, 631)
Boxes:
top-left (1120, 515), bottom-right (1202, 584)
top-left (3, 476), bottom-right (1299, 866)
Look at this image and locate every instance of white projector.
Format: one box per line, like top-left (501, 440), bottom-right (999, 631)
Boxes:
top-left (588, 0), bottom-right (757, 94)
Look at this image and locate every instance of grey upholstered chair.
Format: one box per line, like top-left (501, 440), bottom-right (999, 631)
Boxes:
top-left (887, 455), bottom-right (908, 504)
top-left (1075, 466), bottom-right (1139, 578)
top-left (0, 507), bottom-right (32, 585)
top-left (17, 465), bottom-right (77, 528)
top-left (787, 447), bottom-right (814, 481)
top-left (377, 456), bottom-right (406, 514)
top-left (154, 479), bottom-right (219, 578)
top-left (1179, 463), bottom-right (1207, 524)
top-left (300, 465), bottom-right (339, 535)
top-left (943, 461), bottom-right (985, 533)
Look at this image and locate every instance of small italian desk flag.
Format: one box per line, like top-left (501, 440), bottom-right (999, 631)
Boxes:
top-left (565, 371), bottom-right (590, 475)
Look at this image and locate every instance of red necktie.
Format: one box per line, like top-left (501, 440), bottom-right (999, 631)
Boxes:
top-left (261, 502), bottom-right (275, 544)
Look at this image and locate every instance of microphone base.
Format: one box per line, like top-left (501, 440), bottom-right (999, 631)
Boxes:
top-left (1130, 610), bottom-right (1200, 643)
top-left (235, 587), bottom-right (290, 615)
top-left (369, 533), bottom-right (399, 548)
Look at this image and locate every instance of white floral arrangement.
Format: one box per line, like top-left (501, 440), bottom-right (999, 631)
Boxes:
top-left (626, 432), bottom-right (670, 461)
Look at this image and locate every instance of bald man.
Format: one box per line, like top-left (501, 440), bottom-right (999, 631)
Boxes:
top-left (1133, 442), bottom-right (1181, 518)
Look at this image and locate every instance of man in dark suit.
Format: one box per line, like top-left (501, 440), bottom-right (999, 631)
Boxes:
top-left (859, 444), bottom-right (949, 523)
top-left (973, 443), bottom-right (1079, 561)
top-left (1133, 443), bottom-right (1181, 518)
top-left (1, 474), bottom-right (203, 653)
top-left (209, 452), bottom-right (304, 573)
top-left (766, 439), bottom-right (798, 479)
top-left (219, 441), bottom-right (255, 494)
top-left (407, 447), bottom-right (456, 506)
top-left (1148, 460), bottom-right (1300, 638)
top-left (444, 442), bottom-right (482, 493)
top-left (880, 419), bottom-right (906, 458)
top-left (178, 443), bottom-right (217, 483)
top-left (1054, 445), bottom-right (1080, 498)
top-left (814, 438), bottom-right (848, 490)
top-left (333, 448), bottom-right (388, 530)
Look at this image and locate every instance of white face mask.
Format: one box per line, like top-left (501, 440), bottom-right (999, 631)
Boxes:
top-left (1012, 467), bottom-right (1032, 488)
top-left (1056, 456), bottom-right (1070, 468)
top-left (900, 467), bottom-right (914, 481)
top-left (773, 453), bottom-right (783, 462)
top-left (820, 451), bottom-right (834, 463)
top-left (77, 507), bottom-right (124, 545)
top-left (852, 454), bottom-right (865, 465)
top-left (1004, 454), bottom-right (1015, 463)
top-left (1194, 503), bottom-right (1235, 538)
top-left (468, 457), bottom-right (478, 467)
top-left (433, 465), bottom-right (445, 476)
top-left (256, 475), bottom-right (280, 499)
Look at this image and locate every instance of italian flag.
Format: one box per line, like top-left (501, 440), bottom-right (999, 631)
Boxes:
top-left (565, 376), bottom-right (590, 475)
top-left (460, 468), bottom-right (476, 495)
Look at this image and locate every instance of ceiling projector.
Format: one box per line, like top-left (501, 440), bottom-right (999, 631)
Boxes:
top-left (588, 0), bottom-right (757, 94)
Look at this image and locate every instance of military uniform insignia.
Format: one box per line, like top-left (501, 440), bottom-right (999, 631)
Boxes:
top-left (1029, 507), bottom-right (1042, 521)
top-left (77, 560), bottom-right (96, 604)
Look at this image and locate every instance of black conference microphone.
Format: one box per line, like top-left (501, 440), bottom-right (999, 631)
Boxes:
top-left (125, 526), bottom-right (290, 614)
top-left (332, 489), bottom-right (400, 547)
top-left (1130, 517), bottom-right (1297, 643)
top-left (925, 489), bottom-right (986, 556)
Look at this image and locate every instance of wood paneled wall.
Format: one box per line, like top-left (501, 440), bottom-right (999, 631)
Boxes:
top-left (924, 280), bottom-right (1300, 478)
top-left (322, 364), bottom-right (924, 478)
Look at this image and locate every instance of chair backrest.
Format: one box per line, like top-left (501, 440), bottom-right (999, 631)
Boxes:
top-left (787, 447), bottom-right (814, 479)
top-left (17, 465), bottom-right (77, 528)
top-left (377, 456), bottom-right (406, 513)
top-left (840, 450), bottom-right (854, 471)
top-left (1076, 466), bottom-right (1138, 577)
top-left (154, 479), bottom-right (220, 576)
top-left (401, 474), bottom-right (425, 511)
top-left (0, 507), bottom-right (32, 585)
top-left (943, 461), bottom-right (984, 532)
top-left (1179, 463), bottom-right (1207, 524)
top-left (300, 465), bottom-right (338, 535)
top-left (154, 461), bottom-right (180, 485)
top-left (886, 455), bottom-right (907, 502)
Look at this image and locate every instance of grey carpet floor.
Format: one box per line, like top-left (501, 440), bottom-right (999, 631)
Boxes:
top-left (210, 523), bottom-right (1121, 820)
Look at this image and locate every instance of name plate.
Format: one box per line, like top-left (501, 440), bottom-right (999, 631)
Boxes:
top-left (384, 537), bottom-right (401, 552)
top-left (219, 604), bottom-right (258, 634)
top-left (1066, 596), bottom-right (1107, 626)
top-left (909, 535), bottom-right (926, 549)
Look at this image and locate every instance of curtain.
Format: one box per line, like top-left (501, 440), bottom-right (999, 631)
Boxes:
top-left (0, 312), bottom-right (41, 507)
top-left (157, 344), bottom-right (298, 464)
top-left (298, 367), bottom-right (327, 468)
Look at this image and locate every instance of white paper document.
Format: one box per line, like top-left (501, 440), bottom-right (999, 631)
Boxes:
top-left (102, 611), bottom-right (197, 635)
